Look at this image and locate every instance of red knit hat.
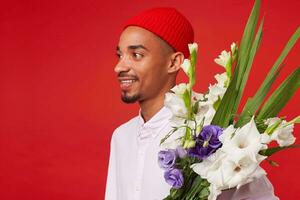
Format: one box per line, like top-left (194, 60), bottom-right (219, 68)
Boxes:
top-left (123, 7), bottom-right (194, 58)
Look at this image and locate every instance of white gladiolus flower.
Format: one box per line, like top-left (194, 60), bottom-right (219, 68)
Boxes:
top-left (164, 93), bottom-right (187, 118)
top-left (181, 59), bottom-right (191, 75)
top-left (196, 101), bottom-right (210, 115)
top-left (208, 184), bottom-right (222, 200)
top-left (221, 154), bottom-right (266, 189)
top-left (214, 72), bottom-right (228, 88)
top-left (169, 115), bottom-right (185, 127)
top-left (205, 73), bottom-right (227, 108)
top-left (193, 127), bottom-right (267, 198)
top-left (219, 125), bottom-right (236, 143)
top-left (160, 128), bottom-right (185, 149)
top-left (171, 83), bottom-right (188, 96)
top-left (192, 150), bottom-right (266, 192)
top-left (192, 91), bottom-right (205, 102)
top-left (220, 119), bottom-right (267, 188)
top-left (264, 117), bottom-right (296, 147)
top-left (196, 103), bottom-right (215, 126)
top-left (207, 84), bottom-right (226, 103)
top-left (188, 42), bottom-right (198, 54)
top-left (192, 150), bottom-right (227, 188)
top-left (192, 118), bottom-right (267, 199)
top-left (272, 123), bottom-right (295, 147)
top-left (221, 117), bottom-right (264, 163)
top-left (260, 133), bottom-right (272, 144)
top-left (169, 116), bottom-right (197, 131)
top-left (196, 72), bottom-right (228, 126)
top-left (214, 50), bottom-right (230, 68)
top-left (230, 42), bottom-right (237, 56)
top-left (265, 117), bottom-right (281, 127)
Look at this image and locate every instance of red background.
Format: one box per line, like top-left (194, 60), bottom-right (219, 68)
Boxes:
top-left (1, 0), bottom-right (299, 199)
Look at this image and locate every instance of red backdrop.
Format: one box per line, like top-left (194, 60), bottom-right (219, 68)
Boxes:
top-left (1, 0), bottom-right (299, 199)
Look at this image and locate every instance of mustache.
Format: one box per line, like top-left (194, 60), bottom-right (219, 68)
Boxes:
top-left (118, 72), bottom-right (138, 79)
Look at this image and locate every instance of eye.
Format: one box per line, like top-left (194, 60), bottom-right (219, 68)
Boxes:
top-left (116, 53), bottom-right (123, 59)
top-left (133, 53), bottom-right (143, 60)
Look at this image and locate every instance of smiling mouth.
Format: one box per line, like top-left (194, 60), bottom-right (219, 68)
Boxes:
top-left (120, 80), bottom-right (137, 84)
top-left (119, 79), bottom-right (137, 90)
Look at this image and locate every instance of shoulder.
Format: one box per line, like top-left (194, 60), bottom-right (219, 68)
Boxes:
top-left (112, 116), bottom-right (140, 140)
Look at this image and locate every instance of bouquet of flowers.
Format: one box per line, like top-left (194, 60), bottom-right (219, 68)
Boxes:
top-left (158, 0), bottom-right (300, 199)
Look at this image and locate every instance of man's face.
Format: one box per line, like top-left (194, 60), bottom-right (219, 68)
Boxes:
top-left (115, 26), bottom-right (174, 103)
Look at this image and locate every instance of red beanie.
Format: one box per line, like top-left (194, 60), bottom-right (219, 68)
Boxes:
top-left (123, 7), bottom-right (194, 58)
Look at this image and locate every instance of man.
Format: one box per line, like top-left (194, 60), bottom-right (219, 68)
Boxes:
top-left (105, 7), bottom-right (278, 200)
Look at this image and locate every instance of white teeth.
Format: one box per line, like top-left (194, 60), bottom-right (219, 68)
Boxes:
top-left (121, 80), bottom-right (136, 84)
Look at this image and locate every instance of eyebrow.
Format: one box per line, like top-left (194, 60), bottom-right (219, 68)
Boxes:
top-left (116, 45), bottom-right (149, 52)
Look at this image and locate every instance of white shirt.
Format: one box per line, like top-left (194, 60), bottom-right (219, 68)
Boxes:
top-left (105, 106), bottom-right (279, 200)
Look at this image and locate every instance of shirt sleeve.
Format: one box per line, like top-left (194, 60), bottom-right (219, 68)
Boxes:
top-left (217, 176), bottom-right (279, 200)
top-left (105, 131), bottom-right (118, 200)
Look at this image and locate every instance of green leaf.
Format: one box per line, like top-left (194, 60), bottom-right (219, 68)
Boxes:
top-left (234, 17), bottom-right (264, 115)
top-left (183, 176), bottom-right (203, 199)
top-left (260, 144), bottom-right (300, 157)
top-left (264, 118), bottom-right (282, 135)
top-left (225, 57), bottom-right (232, 81)
top-left (213, 96), bottom-right (222, 111)
top-left (193, 101), bottom-right (199, 115)
top-left (211, 0), bottom-right (261, 127)
top-left (292, 115), bottom-right (300, 123)
top-left (236, 27), bottom-right (300, 127)
top-left (182, 175), bottom-right (209, 200)
top-left (189, 46), bottom-right (197, 88)
top-left (199, 186), bottom-right (210, 199)
top-left (183, 128), bottom-right (196, 149)
top-left (235, 0), bottom-right (261, 81)
top-left (236, 66), bottom-right (282, 127)
top-left (266, 27), bottom-right (300, 78)
top-left (257, 67), bottom-right (300, 120)
top-left (183, 89), bottom-right (191, 109)
top-left (211, 79), bottom-right (237, 127)
top-left (266, 159), bottom-right (279, 167)
top-left (182, 89), bottom-right (193, 119)
top-left (254, 117), bottom-right (268, 133)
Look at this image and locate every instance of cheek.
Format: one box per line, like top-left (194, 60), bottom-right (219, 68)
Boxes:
top-left (137, 59), bottom-right (169, 88)
top-left (153, 62), bottom-right (169, 82)
top-left (145, 68), bottom-right (168, 92)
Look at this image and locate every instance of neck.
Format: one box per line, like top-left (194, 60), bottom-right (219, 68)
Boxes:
top-left (139, 95), bottom-right (164, 122)
top-left (139, 81), bottom-right (176, 122)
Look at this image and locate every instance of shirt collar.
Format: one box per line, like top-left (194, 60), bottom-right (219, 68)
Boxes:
top-left (137, 106), bottom-right (172, 140)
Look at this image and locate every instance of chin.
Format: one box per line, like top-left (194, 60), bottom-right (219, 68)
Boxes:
top-left (121, 93), bottom-right (140, 104)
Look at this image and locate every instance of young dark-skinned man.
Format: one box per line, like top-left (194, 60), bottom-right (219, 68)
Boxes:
top-left (105, 7), bottom-right (278, 200)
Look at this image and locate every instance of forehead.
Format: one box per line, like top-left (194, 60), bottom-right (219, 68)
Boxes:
top-left (118, 26), bottom-right (168, 51)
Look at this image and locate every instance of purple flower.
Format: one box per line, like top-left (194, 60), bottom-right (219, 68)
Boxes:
top-left (188, 125), bottom-right (223, 159)
top-left (164, 168), bottom-right (184, 189)
top-left (176, 147), bottom-right (187, 158)
top-left (158, 149), bottom-right (176, 170)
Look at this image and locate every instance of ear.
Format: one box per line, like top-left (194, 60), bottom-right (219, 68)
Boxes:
top-left (167, 52), bottom-right (185, 74)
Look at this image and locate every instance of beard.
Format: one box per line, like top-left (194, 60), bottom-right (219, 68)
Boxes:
top-left (121, 92), bottom-right (140, 103)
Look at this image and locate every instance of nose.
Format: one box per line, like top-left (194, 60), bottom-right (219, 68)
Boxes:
top-left (114, 57), bottom-right (131, 74)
